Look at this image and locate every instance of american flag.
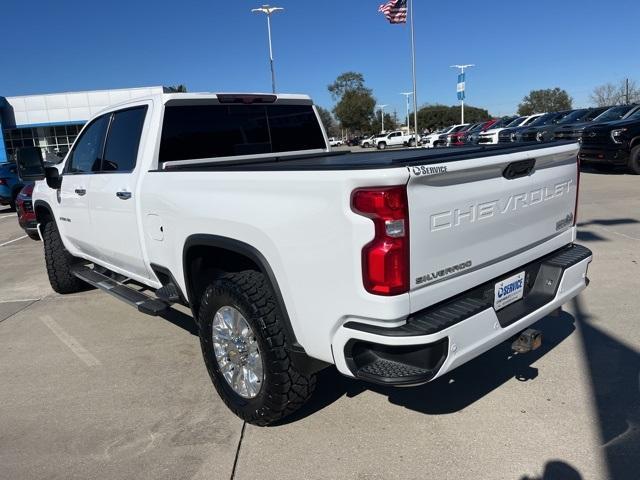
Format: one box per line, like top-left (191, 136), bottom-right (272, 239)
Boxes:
top-left (378, 0), bottom-right (407, 24)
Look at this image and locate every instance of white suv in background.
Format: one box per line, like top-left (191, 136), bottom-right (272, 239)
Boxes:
top-left (422, 124), bottom-right (468, 149)
top-left (478, 114), bottom-right (545, 145)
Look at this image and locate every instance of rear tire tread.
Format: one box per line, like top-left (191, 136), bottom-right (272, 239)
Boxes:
top-left (199, 271), bottom-right (316, 426)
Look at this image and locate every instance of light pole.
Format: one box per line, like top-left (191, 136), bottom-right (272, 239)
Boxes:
top-left (450, 64), bottom-right (475, 124)
top-left (376, 104), bottom-right (388, 133)
top-left (400, 92), bottom-right (413, 133)
top-left (252, 5), bottom-right (284, 94)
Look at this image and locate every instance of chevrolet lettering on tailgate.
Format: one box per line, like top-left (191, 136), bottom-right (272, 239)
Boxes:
top-left (430, 180), bottom-right (573, 232)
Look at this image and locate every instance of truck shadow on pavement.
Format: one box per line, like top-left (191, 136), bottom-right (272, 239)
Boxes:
top-left (290, 299), bottom-right (640, 479)
top-left (576, 217), bottom-right (640, 243)
top-left (284, 312), bottom-right (576, 424)
top-left (571, 297), bottom-right (640, 480)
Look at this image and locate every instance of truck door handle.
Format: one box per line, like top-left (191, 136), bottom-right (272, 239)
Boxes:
top-left (74, 188), bottom-right (86, 196)
top-left (116, 191), bottom-right (132, 200)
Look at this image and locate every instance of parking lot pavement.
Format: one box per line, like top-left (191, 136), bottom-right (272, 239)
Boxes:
top-left (0, 170), bottom-right (638, 480)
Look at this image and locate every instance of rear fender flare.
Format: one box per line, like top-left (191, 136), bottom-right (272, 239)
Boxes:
top-left (182, 234), bottom-right (301, 350)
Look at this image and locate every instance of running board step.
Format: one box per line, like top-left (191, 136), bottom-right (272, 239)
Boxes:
top-left (156, 283), bottom-right (181, 303)
top-left (71, 266), bottom-right (169, 316)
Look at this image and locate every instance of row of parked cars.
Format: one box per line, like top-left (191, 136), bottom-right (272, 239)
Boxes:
top-left (420, 105), bottom-right (637, 148)
top-left (347, 103), bottom-right (640, 174)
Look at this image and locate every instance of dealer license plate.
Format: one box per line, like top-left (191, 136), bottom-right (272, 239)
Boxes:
top-left (494, 271), bottom-right (526, 311)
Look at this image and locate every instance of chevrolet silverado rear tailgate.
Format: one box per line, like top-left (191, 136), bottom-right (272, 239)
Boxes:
top-left (407, 143), bottom-right (579, 301)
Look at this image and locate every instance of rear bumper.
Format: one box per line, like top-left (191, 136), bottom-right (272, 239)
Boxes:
top-left (332, 244), bottom-right (592, 385)
top-left (579, 146), bottom-right (629, 165)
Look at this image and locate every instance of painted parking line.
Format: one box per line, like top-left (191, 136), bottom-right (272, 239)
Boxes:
top-left (0, 235), bottom-right (27, 247)
top-left (0, 298), bottom-right (41, 304)
top-left (41, 315), bottom-right (102, 367)
top-left (0, 213), bottom-right (16, 219)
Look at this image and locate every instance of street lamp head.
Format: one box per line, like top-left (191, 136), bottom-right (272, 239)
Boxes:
top-left (251, 5), bottom-right (284, 15)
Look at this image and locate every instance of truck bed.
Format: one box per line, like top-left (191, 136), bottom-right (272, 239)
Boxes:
top-left (161, 141), bottom-right (579, 171)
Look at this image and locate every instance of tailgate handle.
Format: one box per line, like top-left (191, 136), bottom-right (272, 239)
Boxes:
top-left (503, 159), bottom-right (536, 180)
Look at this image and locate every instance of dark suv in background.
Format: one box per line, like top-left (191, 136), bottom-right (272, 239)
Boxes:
top-left (580, 108), bottom-right (640, 174)
top-left (518, 107), bottom-right (608, 143)
top-left (511, 110), bottom-right (573, 142)
top-left (555, 104), bottom-right (639, 141)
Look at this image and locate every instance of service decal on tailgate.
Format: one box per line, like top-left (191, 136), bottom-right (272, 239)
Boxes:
top-left (408, 164), bottom-right (449, 177)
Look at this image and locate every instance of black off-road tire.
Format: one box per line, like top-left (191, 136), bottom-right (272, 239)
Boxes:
top-left (628, 145), bottom-right (640, 175)
top-left (198, 271), bottom-right (316, 426)
top-left (43, 221), bottom-right (86, 294)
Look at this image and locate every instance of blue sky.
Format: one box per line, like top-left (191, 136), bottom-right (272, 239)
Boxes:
top-left (1, 0), bottom-right (639, 117)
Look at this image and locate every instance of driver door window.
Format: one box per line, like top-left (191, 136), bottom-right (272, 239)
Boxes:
top-left (66, 115), bottom-right (110, 174)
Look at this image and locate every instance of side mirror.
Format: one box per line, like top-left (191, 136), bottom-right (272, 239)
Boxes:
top-left (16, 147), bottom-right (62, 189)
top-left (44, 166), bottom-right (62, 190)
top-left (16, 147), bottom-right (45, 181)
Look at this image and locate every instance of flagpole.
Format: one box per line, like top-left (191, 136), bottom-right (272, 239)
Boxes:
top-left (409, 0), bottom-right (419, 148)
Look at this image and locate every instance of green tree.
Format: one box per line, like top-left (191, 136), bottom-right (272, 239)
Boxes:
top-left (334, 90), bottom-right (376, 133)
top-left (518, 88), bottom-right (573, 115)
top-left (328, 72), bottom-right (368, 100)
top-left (316, 106), bottom-right (339, 137)
top-left (328, 72), bottom-right (376, 133)
top-left (370, 110), bottom-right (397, 134)
top-left (416, 104), bottom-right (491, 131)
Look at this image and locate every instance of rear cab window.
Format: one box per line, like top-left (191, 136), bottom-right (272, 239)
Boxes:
top-left (158, 102), bottom-right (326, 166)
top-left (101, 106), bottom-right (148, 173)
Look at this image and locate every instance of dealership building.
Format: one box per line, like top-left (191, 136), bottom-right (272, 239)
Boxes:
top-left (0, 86), bottom-right (168, 163)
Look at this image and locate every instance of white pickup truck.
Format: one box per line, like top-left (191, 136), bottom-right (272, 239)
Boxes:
top-left (375, 130), bottom-right (414, 149)
top-left (17, 92), bottom-right (592, 426)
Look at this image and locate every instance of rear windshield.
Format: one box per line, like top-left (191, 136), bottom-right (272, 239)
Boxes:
top-left (159, 103), bottom-right (326, 163)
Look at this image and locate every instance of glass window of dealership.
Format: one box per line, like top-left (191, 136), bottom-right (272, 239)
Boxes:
top-left (0, 86), bottom-right (167, 163)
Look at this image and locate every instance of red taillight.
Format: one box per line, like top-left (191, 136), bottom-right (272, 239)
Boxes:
top-left (352, 186), bottom-right (409, 296)
top-left (574, 156), bottom-right (580, 226)
top-left (0, 178), bottom-right (7, 186)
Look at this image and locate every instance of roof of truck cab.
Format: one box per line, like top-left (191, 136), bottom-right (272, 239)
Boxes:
top-left (96, 92), bottom-right (314, 114)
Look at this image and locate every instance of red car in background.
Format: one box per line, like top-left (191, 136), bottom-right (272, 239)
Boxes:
top-left (448, 120), bottom-right (501, 146)
top-left (16, 183), bottom-right (39, 240)
top-left (448, 123), bottom-right (479, 146)
top-left (461, 119), bottom-right (501, 145)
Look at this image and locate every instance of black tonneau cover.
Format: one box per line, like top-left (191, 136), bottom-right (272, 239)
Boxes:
top-left (161, 141), bottom-right (578, 172)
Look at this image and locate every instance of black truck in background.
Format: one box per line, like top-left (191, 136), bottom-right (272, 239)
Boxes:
top-left (579, 108), bottom-right (640, 174)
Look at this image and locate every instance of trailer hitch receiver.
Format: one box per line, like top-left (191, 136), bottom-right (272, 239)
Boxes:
top-left (511, 328), bottom-right (542, 354)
